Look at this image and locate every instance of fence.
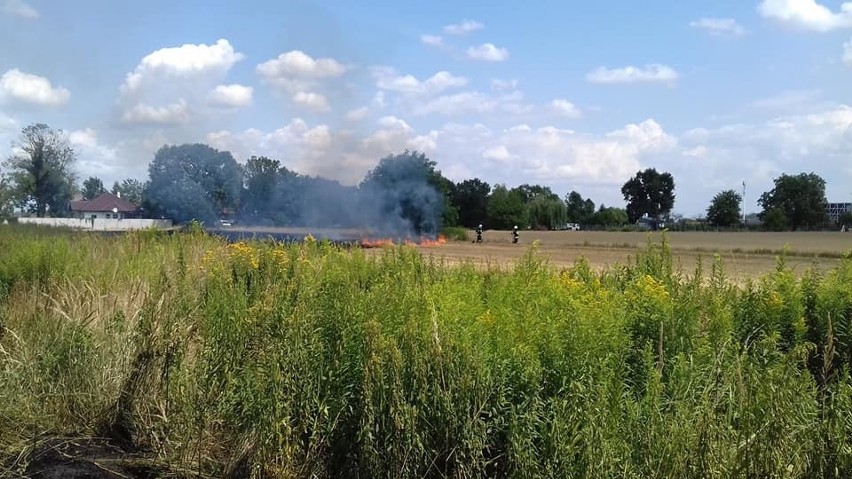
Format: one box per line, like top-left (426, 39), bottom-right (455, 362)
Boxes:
top-left (17, 217), bottom-right (173, 231)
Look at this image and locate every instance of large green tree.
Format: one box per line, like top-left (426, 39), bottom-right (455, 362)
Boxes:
top-left (621, 168), bottom-right (675, 223)
top-left (240, 156), bottom-right (284, 223)
top-left (2, 123), bottom-right (77, 217)
top-left (82, 176), bottom-right (106, 200)
top-left (706, 189), bottom-right (742, 228)
top-left (111, 178), bottom-right (145, 206)
top-left (564, 191), bottom-right (596, 224)
top-left (758, 172), bottom-right (828, 231)
top-left (487, 184), bottom-right (527, 230)
top-left (451, 178), bottom-right (491, 228)
top-left (359, 150), bottom-right (453, 234)
top-left (144, 143), bottom-right (242, 224)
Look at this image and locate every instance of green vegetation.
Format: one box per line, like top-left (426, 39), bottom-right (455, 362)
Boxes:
top-left (2, 225), bottom-right (852, 477)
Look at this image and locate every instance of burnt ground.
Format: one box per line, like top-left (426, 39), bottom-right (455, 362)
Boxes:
top-left (3, 437), bottom-right (174, 479)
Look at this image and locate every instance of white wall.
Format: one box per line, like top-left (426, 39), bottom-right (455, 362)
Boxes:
top-left (18, 217), bottom-right (173, 231)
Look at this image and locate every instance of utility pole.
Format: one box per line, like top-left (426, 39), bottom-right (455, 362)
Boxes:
top-left (742, 181), bottom-right (746, 223)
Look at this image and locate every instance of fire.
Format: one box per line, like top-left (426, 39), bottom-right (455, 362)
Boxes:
top-left (358, 234), bottom-right (446, 248)
top-left (359, 237), bottom-right (395, 248)
top-left (418, 234), bottom-right (447, 247)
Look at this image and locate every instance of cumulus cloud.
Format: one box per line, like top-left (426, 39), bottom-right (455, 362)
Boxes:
top-left (689, 17), bottom-right (746, 36)
top-left (443, 20), bottom-right (484, 35)
top-left (466, 43), bottom-right (510, 62)
top-left (0, 68), bottom-right (70, 106)
top-left (757, 0), bottom-right (852, 31)
top-left (844, 39), bottom-right (852, 65)
top-left (68, 128), bottom-right (122, 176)
top-left (550, 99), bottom-right (582, 118)
top-left (292, 91), bottom-right (330, 112)
top-left (585, 64), bottom-right (679, 85)
top-left (256, 50), bottom-right (347, 82)
top-left (121, 39), bottom-right (244, 94)
top-left (372, 67), bottom-right (468, 94)
top-left (121, 99), bottom-right (190, 125)
top-left (420, 34), bottom-right (444, 46)
top-left (208, 84), bottom-right (253, 108)
top-left (482, 145), bottom-right (516, 162)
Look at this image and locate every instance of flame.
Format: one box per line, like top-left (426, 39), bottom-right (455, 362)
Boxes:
top-left (359, 237), bottom-right (395, 248)
top-left (418, 234), bottom-right (447, 247)
top-left (358, 234), bottom-right (446, 248)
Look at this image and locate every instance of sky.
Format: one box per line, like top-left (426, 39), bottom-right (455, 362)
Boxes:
top-left (1, 0), bottom-right (851, 217)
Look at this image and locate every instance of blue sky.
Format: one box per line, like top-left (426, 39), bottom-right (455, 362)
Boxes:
top-left (1, 0), bottom-right (852, 216)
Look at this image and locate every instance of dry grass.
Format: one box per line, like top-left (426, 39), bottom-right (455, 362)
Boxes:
top-left (413, 230), bottom-right (852, 282)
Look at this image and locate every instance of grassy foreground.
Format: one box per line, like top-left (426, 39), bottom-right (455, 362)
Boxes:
top-left (1, 226), bottom-right (852, 478)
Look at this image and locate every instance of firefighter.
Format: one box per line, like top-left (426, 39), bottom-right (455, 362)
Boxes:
top-left (512, 225), bottom-right (519, 244)
top-left (475, 224), bottom-right (483, 243)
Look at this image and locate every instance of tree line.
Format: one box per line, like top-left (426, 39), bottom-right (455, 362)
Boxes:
top-left (1, 123), bottom-right (847, 231)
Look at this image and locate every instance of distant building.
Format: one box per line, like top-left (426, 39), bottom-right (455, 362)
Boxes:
top-left (827, 202), bottom-right (851, 223)
top-left (70, 192), bottom-right (139, 219)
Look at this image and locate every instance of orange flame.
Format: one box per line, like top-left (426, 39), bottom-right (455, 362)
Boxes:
top-left (418, 234), bottom-right (447, 247)
top-left (359, 237), bottom-right (395, 248)
top-left (358, 234), bottom-right (446, 248)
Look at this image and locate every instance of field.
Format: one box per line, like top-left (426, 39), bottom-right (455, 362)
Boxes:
top-left (436, 230), bottom-right (852, 282)
top-left (2, 224), bottom-right (852, 478)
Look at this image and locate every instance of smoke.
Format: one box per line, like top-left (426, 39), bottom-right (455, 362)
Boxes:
top-left (231, 151), bottom-right (447, 239)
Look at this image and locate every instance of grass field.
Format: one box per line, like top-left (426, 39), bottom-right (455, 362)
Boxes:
top-left (2, 224), bottom-right (852, 477)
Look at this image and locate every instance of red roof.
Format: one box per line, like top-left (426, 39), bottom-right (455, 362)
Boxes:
top-left (70, 192), bottom-right (138, 213)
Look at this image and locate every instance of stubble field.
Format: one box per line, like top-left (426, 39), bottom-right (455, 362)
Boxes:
top-left (429, 230), bottom-right (852, 282)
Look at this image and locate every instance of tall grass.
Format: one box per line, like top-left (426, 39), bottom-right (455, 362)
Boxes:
top-left (2, 225), bottom-right (852, 477)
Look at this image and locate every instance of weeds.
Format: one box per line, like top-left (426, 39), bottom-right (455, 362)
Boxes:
top-left (1, 225), bottom-right (852, 477)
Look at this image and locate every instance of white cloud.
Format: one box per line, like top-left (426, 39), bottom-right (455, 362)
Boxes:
top-left (491, 79), bottom-right (518, 91)
top-left (550, 99), bottom-right (582, 118)
top-left (443, 20), bottom-right (484, 35)
top-left (372, 67), bottom-right (468, 94)
top-left (121, 99), bottom-right (190, 124)
top-left (757, 0), bottom-right (852, 31)
top-left (482, 145), bottom-right (516, 162)
top-left (585, 64), bottom-right (679, 85)
top-left (1, 0), bottom-right (37, 18)
top-left (122, 39), bottom-right (244, 93)
top-left (68, 128), bottom-right (122, 176)
top-left (420, 34), bottom-right (443, 46)
top-left (346, 106), bottom-right (370, 122)
top-left (466, 43), bottom-right (510, 62)
top-left (844, 39), bottom-right (852, 65)
top-left (689, 17), bottom-right (746, 36)
top-left (0, 69), bottom-right (70, 106)
top-left (208, 84), bottom-right (253, 108)
top-left (292, 91), bottom-right (330, 112)
top-left (256, 50), bottom-right (347, 84)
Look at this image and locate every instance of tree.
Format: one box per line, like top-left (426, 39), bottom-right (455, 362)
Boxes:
top-left (111, 178), bottom-right (145, 206)
top-left (564, 191), bottom-right (595, 224)
top-left (144, 143), bottom-right (242, 224)
top-left (837, 210), bottom-right (852, 229)
top-left (2, 123), bottom-right (77, 217)
top-left (621, 168), bottom-right (675, 223)
top-left (0, 176), bottom-right (15, 218)
top-left (451, 178), bottom-right (491, 228)
top-left (590, 204), bottom-right (628, 228)
top-left (486, 184), bottom-right (527, 230)
top-left (360, 150), bottom-right (453, 235)
top-left (706, 189), bottom-right (742, 228)
top-left (528, 194), bottom-right (567, 230)
top-left (240, 156), bottom-right (283, 223)
top-left (82, 176), bottom-right (106, 200)
top-left (758, 172), bottom-right (828, 231)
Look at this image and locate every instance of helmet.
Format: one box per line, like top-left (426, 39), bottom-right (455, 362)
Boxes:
top-left (478, 224), bottom-right (482, 228)
top-left (514, 225), bottom-right (518, 229)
